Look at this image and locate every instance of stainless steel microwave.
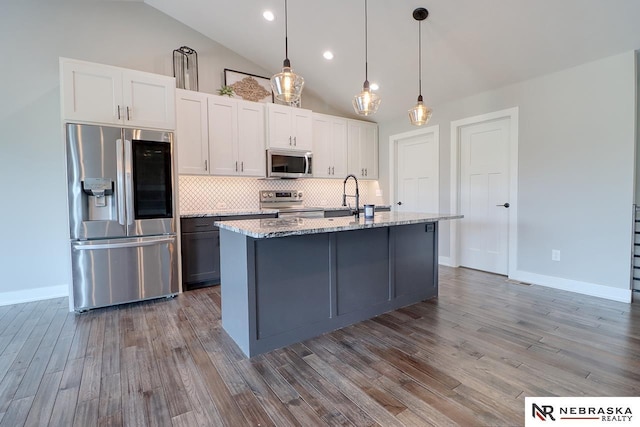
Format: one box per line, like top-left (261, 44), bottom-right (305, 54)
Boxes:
top-left (266, 149), bottom-right (312, 178)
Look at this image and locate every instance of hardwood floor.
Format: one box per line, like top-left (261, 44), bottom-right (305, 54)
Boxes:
top-left (0, 266), bottom-right (638, 426)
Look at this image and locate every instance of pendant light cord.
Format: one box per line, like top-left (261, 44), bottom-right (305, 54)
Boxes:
top-left (284, 0), bottom-right (289, 61)
top-left (364, 0), bottom-right (368, 83)
top-left (418, 19), bottom-right (422, 97)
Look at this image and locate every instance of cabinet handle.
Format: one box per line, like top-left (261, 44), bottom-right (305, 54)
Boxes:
top-left (294, 136), bottom-right (297, 146)
top-left (126, 106), bottom-right (131, 120)
top-left (289, 136), bottom-right (292, 146)
top-left (241, 161), bottom-right (244, 172)
top-left (205, 160), bottom-right (208, 171)
top-left (117, 105), bottom-right (121, 120)
top-left (235, 161), bottom-right (238, 172)
top-left (328, 167), bottom-right (331, 174)
top-left (365, 168), bottom-right (368, 176)
top-left (361, 168), bottom-right (364, 176)
top-left (332, 166), bottom-right (334, 175)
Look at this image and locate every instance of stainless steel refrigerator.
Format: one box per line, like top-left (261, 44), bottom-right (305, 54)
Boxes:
top-left (66, 123), bottom-right (178, 311)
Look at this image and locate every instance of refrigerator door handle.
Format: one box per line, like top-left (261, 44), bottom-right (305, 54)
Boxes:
top-left (116, 138), bottom-right (126, 226)
top-left (124, 138), bottom-right (134, 226)
top-left (73, 236), bottom-right (175, 251)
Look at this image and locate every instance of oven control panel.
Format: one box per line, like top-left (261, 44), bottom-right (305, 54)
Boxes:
top-left (259, 190), bottom-right (303, 202)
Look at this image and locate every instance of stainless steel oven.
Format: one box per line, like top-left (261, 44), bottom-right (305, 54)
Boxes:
top-left (259, 190), bottom-right (324, 218)
top-left (266, 149), bottom-right (312, 178)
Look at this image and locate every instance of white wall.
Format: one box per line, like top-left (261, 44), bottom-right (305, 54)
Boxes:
top-left (0, 0), bottom-right (340, 305)
top-left (380, 51), bottom-right (636, 299)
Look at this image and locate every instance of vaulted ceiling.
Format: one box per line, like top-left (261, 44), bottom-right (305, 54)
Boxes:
top-left (145, 0), bottom-right (640, 122)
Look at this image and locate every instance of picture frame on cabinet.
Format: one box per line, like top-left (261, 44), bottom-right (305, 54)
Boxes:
top-left (224, 69), bottom-right (273, 103)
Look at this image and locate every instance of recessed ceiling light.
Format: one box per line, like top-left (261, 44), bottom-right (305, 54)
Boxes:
top-left (370, 83), bottom-right (379, 91)
top-left (263, 10), bottom-right (275, 21)
top-left (323, 51), bottom-right (334, 60)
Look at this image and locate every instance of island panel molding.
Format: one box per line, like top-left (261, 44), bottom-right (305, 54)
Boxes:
top-left (218, 212), bottom-right (461, 357)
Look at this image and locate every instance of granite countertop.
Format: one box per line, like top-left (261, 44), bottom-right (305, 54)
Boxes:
top-left (215, 211), bottom-right (463, 239)
top-left (180, 209), bottom-right (279, 218)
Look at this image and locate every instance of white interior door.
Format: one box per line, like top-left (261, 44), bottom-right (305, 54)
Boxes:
top-left (459, 118), bottom-right (510, 274)
top-left (395, 130), bottom-right (439, 213)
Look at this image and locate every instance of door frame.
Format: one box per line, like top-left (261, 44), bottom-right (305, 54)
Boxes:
top-left (388, 125), bottom-right (440, 213)
top-left (450, 107), bottom-right (519, 277)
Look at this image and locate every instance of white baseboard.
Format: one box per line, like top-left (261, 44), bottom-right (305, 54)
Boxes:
top-left (510, 270), bottom-right (632, 303)
top-left (0, 284), bottom-right (69, 306)
top-left (438, 256), bottom-right (453, 267)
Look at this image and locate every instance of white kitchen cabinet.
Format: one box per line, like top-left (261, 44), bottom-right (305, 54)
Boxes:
top-left (236, 100), bottom-right (266, 176)
top-left (209, 97), bottom-right (265, 177)
top-left (208, 96), bottom-right (239, 176)
top-left (176, 89), bottom-right (209, 175)
top-left (347, 119), bottom-right (378, 180)
top-left (176, 93), bottom-right (264, 177)
top-left (60, 57), bottom-right (176, 130)
top-left (312, 113), bottom-right (348, 178)
top-left (266, 103), bottom-right (312, 150)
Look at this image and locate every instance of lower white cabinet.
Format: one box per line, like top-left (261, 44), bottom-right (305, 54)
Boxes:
top-left (312, 113), bottom-right (348, 178)
top-left (347, 119), bottom-right (378, 180)
top-left (176, 91), bottom-right (265, 177)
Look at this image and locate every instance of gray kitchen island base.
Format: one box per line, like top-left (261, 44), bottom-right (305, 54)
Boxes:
top-left (220, 221), bottom-right (438, 357)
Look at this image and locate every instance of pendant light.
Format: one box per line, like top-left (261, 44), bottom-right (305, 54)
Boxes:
top-left (408, 7), bottom-right (432, 126)
top-left (353, 0), bottom-right (381, 116)
top-left (270, 0), bottom-right (304, 103)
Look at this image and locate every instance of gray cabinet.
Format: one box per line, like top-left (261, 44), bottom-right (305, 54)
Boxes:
top-left (181, 213), bottom-right (277, 290)
top-left (220, 221), bottom-right (438, 357)
top-left (181, 217), bottom-right (221, 290)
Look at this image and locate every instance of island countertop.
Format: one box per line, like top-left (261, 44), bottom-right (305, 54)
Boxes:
top-left (214, 211), bottom-right (463, 239)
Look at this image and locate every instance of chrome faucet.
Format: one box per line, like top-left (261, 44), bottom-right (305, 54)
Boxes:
top-left (342, 174), bottom-right (360, 218)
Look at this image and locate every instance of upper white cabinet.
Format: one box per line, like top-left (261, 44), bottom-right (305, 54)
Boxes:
top-left (176, 92), bottom-right (265, 177)
top-left (60, 57), bottom-right (176, 130)
top-left (209, 97), bottom-right (265, 177)
top-left (266, 103), bottom-right (312, 150)
top-left (312, 113), bottom-right (348, 178)
top-left (235, 100), bottom-right (266, 176)
top-left (176, 89), bottom-right (209, 175)
top-left (347, 119), bottom-right (378, 180)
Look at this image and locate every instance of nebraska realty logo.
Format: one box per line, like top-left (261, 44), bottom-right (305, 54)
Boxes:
top-left (525, 397), bottom-right (639, 426)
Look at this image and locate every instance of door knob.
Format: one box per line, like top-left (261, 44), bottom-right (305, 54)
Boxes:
top-left (397, 201), bottom-right (403, 206)
top-left (496, 202), bottom-right (510, 208)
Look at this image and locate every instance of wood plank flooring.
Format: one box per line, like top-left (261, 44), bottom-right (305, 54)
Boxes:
top-left (0, 266), bottom-right (638, 426)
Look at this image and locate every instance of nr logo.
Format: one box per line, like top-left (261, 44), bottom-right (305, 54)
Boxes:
top-left (533, 403), bottom-right (556, 421)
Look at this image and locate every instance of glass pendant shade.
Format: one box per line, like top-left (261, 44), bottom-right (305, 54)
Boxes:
top-left (353, 0), bottom-right (380, 116)
top-left (408, 96), bottom-right (432, 126)
top-left (271, 64), bottom-right (304, 103)
top-left (408, 8), bottom-right (432, 126)
top-left (271, 0), bottom-right (304, 104)
top-left (353, 82), bottom-right (381, 116)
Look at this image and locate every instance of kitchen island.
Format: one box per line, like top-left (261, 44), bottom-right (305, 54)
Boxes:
top-left (215, 211), bottom-right (462, 357)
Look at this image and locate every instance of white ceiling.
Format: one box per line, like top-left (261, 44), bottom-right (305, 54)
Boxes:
top-left (145, 0), bottom-right (640, 122)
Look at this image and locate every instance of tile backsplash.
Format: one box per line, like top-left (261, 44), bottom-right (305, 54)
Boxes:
top-left (178, 176), bottom-right (386, 213)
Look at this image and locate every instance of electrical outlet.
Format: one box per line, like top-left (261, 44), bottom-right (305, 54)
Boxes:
top-left (375, 189), bottom-right (383, 197)
top-left (216, 202), bottom-right (227, 210)
top-left (551, 249), bottom-right (561, 262)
